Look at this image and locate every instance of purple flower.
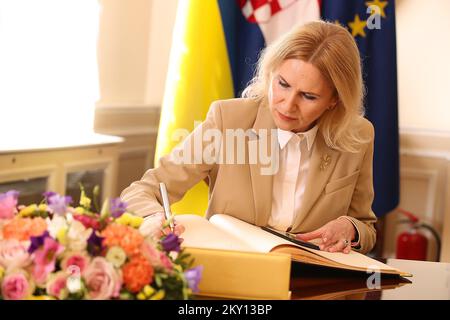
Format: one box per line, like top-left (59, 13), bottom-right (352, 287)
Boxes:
top-left (47, 194), bottom-right (72, 215)
top-left (42, 191), bottom-right (57, 200)
top-left (110, 198), bottom-right (127, 218)
top-left (87, 231), bottom-right (104, 256)
top-left (161, 233), bottom-right (181, 253)
top-left (28, 231), bottom-right (50, 254)
top-left (184, 266), bottom-right (203, 293)
top-left (0, 190), bottom-right (19, 219)
top-left (1, 190), bottom-right (20, 200)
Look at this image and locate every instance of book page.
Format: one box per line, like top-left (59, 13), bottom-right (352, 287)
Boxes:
top-left (175, 214), bottom-right (255, 252)
top-left (209, 214), bottom-right (297, 252)
top-left (297, 246), bottom-right (400, 272)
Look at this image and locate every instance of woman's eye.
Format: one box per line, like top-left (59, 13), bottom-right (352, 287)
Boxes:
top-left (278, 80), bottom-right (289, 88)
top-left (303, 93), bottom-right (317, 101)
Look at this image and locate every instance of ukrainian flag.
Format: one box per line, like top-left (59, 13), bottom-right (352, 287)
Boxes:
top-left (155, 0), bottom-right (234, 215)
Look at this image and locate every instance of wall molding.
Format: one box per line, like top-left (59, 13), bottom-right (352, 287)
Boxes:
top-left (0, 165), bottom-right (58, 191)
top-left (400, 168), bottom-right (439, 221)
top-left (97, 127), bottom-right (158, 137)
top-left (400, 148), bottom-right (450, 161)
top-left (94, 104), bottom-right (160, 137)
top-left (400, 126), bottom-right (450, 138)
top-left (119, 146), bottom-right (151, 159)
top-left (63, 157), bottom-right (117, 202)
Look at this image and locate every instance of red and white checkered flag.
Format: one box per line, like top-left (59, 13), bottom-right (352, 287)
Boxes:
top-left (238, 0), bottom-right (298, 23)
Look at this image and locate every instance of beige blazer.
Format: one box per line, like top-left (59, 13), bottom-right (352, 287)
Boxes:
top-left (121, 98), bottom-right (377, 254)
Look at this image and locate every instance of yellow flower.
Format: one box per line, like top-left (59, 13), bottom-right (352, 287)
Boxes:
top-left (74, 207), bottom-right (85, 214)
top-left (56, 227), bottom-right (68, 245)
top-left (130, 216), bottom-right (144, 229)
top-left (143, 285), bottom-right (155, 297)
top-left (105, 246), bottom-right (127, 268)
top-left (115, 213), bottom-right (132, 226)
top-left (0, 266), bottom-right (5, 281)
top-left (149, 290), bottom-right (165, 300)
top-left (19, 204), bottom-right (38, 217)
top-left (80, 190), bottom-right (91, 209)
top-left (38, 204), bottom-right (48, 211)
top-left (137, 293), bottom-right (146, 300)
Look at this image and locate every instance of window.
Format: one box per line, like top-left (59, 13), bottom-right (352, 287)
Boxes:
top-left (0, 0), bottom-right (100, 147)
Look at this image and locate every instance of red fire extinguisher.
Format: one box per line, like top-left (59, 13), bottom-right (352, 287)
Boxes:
top-left (396, 208), bottom-right (441, 261)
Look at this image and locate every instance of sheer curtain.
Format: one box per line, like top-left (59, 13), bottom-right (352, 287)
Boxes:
top-left (0, 0), bottom-right (100, 149)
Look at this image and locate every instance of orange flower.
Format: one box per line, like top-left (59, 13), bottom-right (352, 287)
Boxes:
top-left (2, 217), bottom-right (47, 241)
top-left (122, 255), bottom-right (153, 293)
top-left (101, 223), bottom-right (144, 257)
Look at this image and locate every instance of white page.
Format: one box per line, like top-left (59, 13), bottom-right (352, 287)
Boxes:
top-left (176, 214), bottom-right (254, 252)
top-left (209, 214), bottom-right (296, 252)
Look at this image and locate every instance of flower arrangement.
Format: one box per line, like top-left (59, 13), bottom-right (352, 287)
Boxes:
top-left (0, 186), bottom-right (202, 300)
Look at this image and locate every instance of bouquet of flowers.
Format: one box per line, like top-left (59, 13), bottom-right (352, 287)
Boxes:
top-left (0, 186), bottom-right (202, 300)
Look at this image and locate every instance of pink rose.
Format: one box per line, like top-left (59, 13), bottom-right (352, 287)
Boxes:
top-left (46, 272), bottom-right (68, 299)
top-left (1, 269), bottom-right (34, 300)
top-left (159, 252), bottom-right (173, 271)
top-left (61, 252), bottom-right (90, 274)
top-left (0, 239), bottom-right (31, 270)
top-left (83, 257), bottom-right (122, 300)
top-left (142, 242), bottom-right (173, 271)
top-left (141, 241), bottom-right (161, 265)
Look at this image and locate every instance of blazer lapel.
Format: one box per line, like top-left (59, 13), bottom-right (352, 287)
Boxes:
top-left (248, 103), bottom-right (277, 226)
top-left (291, 132), bottom-right (340, 229)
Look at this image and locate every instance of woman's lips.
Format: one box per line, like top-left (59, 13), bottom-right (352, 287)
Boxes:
top-left (277, 110), bottom-right (297, 121)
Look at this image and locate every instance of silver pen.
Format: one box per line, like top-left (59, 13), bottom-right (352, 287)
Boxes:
top-left (159, 182), bottom-right (175, 231)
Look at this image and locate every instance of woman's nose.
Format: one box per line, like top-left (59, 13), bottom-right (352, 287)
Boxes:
top-left (280, 93), bottom-right (298, 114)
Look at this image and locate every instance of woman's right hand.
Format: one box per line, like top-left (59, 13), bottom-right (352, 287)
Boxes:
top-left (139, 212), bottom-right (185, 239)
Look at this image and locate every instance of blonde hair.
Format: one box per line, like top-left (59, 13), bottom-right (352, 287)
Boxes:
top-left (242, 20), bottom-right (369, 153)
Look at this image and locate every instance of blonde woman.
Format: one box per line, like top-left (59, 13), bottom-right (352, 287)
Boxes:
top-left (121, 21), bottom-right (377, 254)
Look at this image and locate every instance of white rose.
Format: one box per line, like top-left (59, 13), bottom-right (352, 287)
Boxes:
top-left (67, 220), bottom-right (92, 251)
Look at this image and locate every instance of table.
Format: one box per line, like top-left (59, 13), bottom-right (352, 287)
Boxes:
top-left (290, 258), bottom-right (450, 300)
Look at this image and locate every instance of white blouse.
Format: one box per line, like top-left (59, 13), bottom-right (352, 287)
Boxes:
top-left (268, 125), bottom-right (319, 232)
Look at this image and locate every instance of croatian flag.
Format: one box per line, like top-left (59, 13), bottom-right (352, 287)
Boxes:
top-left (218, 0), bottom-right (399, 217)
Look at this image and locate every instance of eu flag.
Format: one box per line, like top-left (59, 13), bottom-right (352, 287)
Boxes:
top-left (321, 0), bottom-right (400, 217)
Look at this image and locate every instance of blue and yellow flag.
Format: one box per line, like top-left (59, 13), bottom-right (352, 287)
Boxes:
top-left (155, 0), bottom-right (234, 215)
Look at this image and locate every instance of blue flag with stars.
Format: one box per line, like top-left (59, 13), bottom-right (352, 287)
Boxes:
top-left (321, 0), bottom-right (400, 217)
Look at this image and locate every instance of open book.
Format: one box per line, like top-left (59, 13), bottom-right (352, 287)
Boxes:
top-left (176, 214), bottom-right (412, 277)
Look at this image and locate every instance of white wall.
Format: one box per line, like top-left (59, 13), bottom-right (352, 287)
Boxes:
top-left (146, 0), bottom-right (179, 106)
top-left (396, 0), bottom-right (450, 132)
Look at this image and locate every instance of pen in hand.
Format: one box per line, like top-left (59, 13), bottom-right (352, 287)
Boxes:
top-left (159, 182), bottom-right (175, 232)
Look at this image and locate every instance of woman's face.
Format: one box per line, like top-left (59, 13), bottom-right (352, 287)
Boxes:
top-left (269, 59), bottom-right (337, 133)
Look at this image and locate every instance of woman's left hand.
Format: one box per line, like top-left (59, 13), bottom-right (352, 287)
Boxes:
top-left (295, 217), bottom-right (356, 254)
